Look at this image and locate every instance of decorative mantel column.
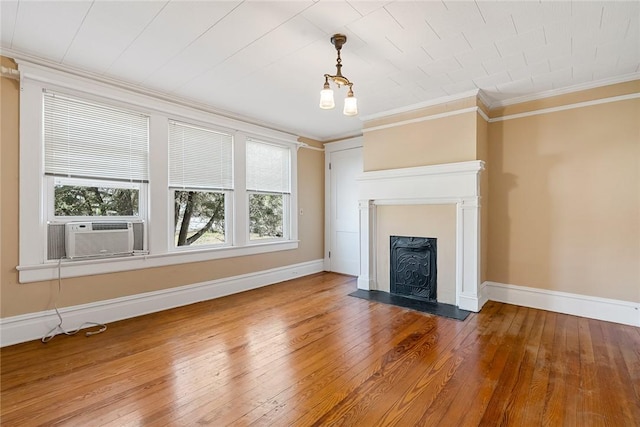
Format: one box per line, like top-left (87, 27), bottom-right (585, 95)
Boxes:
top-left (356, 160), bottom-right (485, 312)
top-left (357, 200), bottom-right (376, 291)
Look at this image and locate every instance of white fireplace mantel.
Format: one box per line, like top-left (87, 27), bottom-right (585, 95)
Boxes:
top-left (357, 160), bottom-right (485, 312)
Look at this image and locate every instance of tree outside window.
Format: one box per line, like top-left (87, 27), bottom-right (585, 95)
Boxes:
top-left (249, 193), bottom-right (284, 239)
top-left (55, 184), bottom-right (139, 216)
top-left (174, 190), bottom-right (225, 246)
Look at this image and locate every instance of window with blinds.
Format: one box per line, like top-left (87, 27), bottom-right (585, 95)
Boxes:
top-left (169, 121), bottom-right (233, 248)
top-left (44, 92), bottom-right (149, 183)
top-left (43, 92), bottom-right (149, 219)
top-left (246, 139), bottom-right (291, 241)
top-left (246, 139), bottom-right (290, 194)
top-left (168, 121), bottom-right (233, 190)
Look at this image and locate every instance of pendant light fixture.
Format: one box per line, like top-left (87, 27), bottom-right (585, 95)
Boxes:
top-left (319, 34), bottom-right (358, 116)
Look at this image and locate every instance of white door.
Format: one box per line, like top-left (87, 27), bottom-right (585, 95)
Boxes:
top-left (328, 146), bottom-right (362, 276)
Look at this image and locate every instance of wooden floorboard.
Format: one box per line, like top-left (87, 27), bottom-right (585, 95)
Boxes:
top-left (1, 272), bottom-right (638, 426)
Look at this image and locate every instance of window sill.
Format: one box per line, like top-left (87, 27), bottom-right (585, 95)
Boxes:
top-left (17, 240), bottom-right (299, 283)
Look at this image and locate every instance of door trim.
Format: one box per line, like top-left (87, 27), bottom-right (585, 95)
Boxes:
top-left (324, 136), bottom-right (363, 272)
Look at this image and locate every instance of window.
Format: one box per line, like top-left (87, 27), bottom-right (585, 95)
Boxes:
top-left (169, 121), bottom-right (233, 248)
top-left (53, 178), bottom-right (140, 217)
top-left (18, 62), bottom-right (299, 282)
top-left (43, 92), bottom-right (149, 223)
top-left (246, 139), bottom-right (291, 241)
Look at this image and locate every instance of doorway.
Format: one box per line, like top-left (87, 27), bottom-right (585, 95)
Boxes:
top-left (325, 138), bottom-right (363, 276)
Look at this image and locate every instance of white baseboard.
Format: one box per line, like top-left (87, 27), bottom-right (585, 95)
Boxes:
top-left (484, 281), bottom-right (640, 327)
top-left (0, 259), bottom-right (324, 347)
top-left (458, 294), bottom-right (483, 312)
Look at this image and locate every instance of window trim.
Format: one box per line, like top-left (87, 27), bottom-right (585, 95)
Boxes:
top-left (17, 60), bottom-right (299, 283)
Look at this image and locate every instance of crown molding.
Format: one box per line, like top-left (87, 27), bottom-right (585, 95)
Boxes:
top-left (476, 89), bottom-right (493, 111)
top-left (489, 92), bottom-right (640, 122)
top-left (1, 47), bottom-right (304, 140)
top-left (4, 47), bottom-right (637, 140)
top-left (489, 72), bottom-right (640, 109)
top-left (360, 89), bottom-right (480, 122)
top-left (363, 107), bottom-right (481, 133)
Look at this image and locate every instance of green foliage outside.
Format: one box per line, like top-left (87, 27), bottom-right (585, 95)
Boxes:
top-left (249, 193), bottom-right (283, 239)
top-left (54, 185), bottom-right (138, 216)
top-left (174, 190), bottom-right (225, 246)
top-left (55, 185), bottom-right (284, 246)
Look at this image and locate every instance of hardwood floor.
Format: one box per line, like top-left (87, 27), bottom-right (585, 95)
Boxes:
top-left (1, 272), bottom-right (639, 426)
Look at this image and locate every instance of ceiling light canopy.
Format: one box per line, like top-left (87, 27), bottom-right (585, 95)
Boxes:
top-left (319, 34), bottom-right (358, 116)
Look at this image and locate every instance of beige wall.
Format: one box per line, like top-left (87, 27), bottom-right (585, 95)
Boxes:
top-left (376, 205), bottom-right (457, 304)
top-left (488, 88), bottom-right (640, 302)
top-left (362, 80), bottom-right (639, 304)
top-left (477, 112), bottom-right (489, 283)
top-left (0, 57), bottom-right (324, 318)
top-left (363, 111), bottom-right (478, 171)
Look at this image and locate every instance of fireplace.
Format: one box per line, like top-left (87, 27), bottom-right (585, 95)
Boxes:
top-left (356, 160), bottom-right (485, 312)
top-left (390, 236), bottom-right (437, 302)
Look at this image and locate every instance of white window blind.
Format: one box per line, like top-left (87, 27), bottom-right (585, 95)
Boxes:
top-left (246, 140), bottom-right (291, 194)
top-left (168, 121), bottom-right (233, 190)
top-left (44, 92), bottom-right (149, 182)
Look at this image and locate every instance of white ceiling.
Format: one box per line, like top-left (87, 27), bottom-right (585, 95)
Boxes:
top-left (1, 1), bottom-right (639, 141)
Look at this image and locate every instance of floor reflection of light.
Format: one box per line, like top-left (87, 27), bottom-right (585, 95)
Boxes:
top-left (164, 336), bottom-right (232, 420)
top-left (245, 315), bottom-right (294, 385)
top-left (164, 315), bottom-right (296, 423)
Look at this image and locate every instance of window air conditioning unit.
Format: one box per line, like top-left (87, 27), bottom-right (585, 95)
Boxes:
top-left (65, 222), bottom-right (134, 259)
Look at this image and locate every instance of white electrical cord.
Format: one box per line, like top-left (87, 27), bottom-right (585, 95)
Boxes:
top-left (41, 258), bottom-right (107, 343)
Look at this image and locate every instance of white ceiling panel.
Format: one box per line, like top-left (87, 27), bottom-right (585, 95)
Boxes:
top-left (455, 43), bottom-right (501, 68)
top-left (495, 77), bottom-right (534, 97)
top-left (495, 28), bottom-right (546, 58)
top-left (423, 32), bottom-right (472, 61)
top-left (62, 1), bottom-right (168, 72)
top-left (301, 0), bottom-right (362, 34)
top-left (525, 39), bottom-right (571, 66)
top-left (382, 2), bottom-right (441, 48)
top-left (346, 7), bottom-right (402, 45)
top-left (448, 64), bottom-right (486, 83)
top-left (106, 1), bottom-right (242, 83)
top-left (9, 0), bottom-right (92, 62)
top-left (483, 53), bottom-right (527, 76)
top-left (508, 60), bottom-right (550, 82)
top-left (143, 1), bottom-right (313, 93)
top-left (0, 1), bottom-right (18, 46)
top-left (473, 71), bottom-right (511, 89)
top-left (1, 0), bottom-right (638, 140)
top-left (429, 1), bottom-right (485, 39)
top-left (420, 56), bottom-right (461, 77)
top-left (442, 78), bottom-right (478, 95)
top-left (509, 2), bottom-right (548, 34)
top-left (475, 1), bottom-right (517, 25)
top-left (540, 1), bottom-right (572, 24)
top-left (180, 14), bottom-right (325, 99)
top-left (389, 47), bottom-right (433, 72)
top-left (345, 1), bottom-right (387, 18)
top-left (462, 15), bottom-right (517, 50)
